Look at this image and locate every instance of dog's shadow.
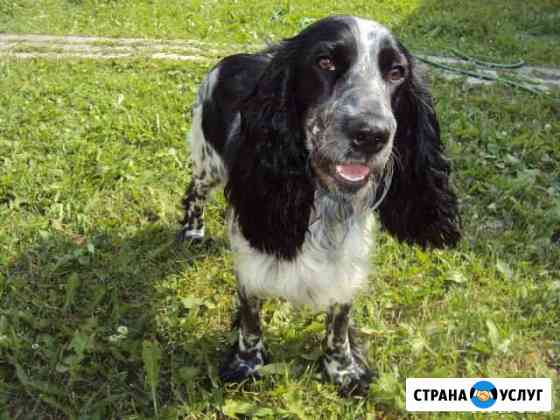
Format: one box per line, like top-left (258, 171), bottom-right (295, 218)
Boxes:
top-left (5, 222), bottom-right (332, 418)
top-left (3, 223), bottom-right (238, 412)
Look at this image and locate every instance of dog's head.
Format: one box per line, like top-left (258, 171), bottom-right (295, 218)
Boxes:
top-left (289, 17), bottom-right (402, 199)
top-left (228, 16), bottom-right (460, 258)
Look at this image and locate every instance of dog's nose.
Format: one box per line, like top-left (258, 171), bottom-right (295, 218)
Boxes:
top-left (349, 124), bottom-right (391, 155)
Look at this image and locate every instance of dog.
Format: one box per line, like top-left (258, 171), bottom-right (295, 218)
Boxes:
top-left (178, 15), bottom-right (460, 396)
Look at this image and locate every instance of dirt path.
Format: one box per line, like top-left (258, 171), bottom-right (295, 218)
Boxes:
top-left (1, 32), bottom-right (559, 91)
top-left (0, 32), bottom-right (231, 61)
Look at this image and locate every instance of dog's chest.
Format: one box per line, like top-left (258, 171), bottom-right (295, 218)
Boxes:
top-left (229, 210), bottom-right (375, 309)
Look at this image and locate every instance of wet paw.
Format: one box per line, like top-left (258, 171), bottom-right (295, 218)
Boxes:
top-left (322, 354), bottom-right (373, 397)
top-left (219, 349), bottom-right (266, 383)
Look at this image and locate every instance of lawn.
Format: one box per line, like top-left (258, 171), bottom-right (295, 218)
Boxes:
top-left (1, 1), bottom-right (559, 419)
top-left (1, 0), bottom-right (560, 65)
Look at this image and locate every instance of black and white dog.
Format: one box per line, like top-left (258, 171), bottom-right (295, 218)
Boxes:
top-left (178, 15), bottom-right (460, 396)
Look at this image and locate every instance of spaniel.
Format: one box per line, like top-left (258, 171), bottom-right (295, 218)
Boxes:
top-left (178, 15), bottom-right (460, 396)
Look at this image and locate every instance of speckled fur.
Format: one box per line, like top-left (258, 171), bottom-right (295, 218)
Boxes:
top-left (178, 71), bottom-right (225, 241)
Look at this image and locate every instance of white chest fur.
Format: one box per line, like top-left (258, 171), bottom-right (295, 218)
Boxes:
top-left (228, 204), bottom-right (375, 310)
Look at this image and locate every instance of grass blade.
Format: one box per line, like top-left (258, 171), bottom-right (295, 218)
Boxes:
top-left (142, 339), bottom-right (162, 417)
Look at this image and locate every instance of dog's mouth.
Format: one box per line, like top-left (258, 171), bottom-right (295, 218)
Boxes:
top-left (311, 156), bottom-right (375, 193)
top-left (334, 164), bottom-right (370, 185)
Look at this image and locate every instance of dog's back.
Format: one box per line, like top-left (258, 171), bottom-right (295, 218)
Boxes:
top-left (197, 53), bottom-right (270, 168)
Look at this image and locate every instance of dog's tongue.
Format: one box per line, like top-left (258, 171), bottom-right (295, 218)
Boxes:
top-left (335, 164), bottom-right (370, 182)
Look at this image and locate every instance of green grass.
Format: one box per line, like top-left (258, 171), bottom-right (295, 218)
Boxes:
top-left (1, 1), bottom-right (560, 418)
top-left (1, 56), bottom-right (559, 419)
top-left (1, 0), bottom-right (560, 65)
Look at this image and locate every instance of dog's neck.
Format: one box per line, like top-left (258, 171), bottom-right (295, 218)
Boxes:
top-left (304, 189), bottom-right (372, 251)
top-left (309, 186), bottom-right (374, 230)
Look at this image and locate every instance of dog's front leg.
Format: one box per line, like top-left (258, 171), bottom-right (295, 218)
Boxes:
top-left (323, 303), bottom-right (373, 396)
top-left (219, 288), bottom-right (267, 382)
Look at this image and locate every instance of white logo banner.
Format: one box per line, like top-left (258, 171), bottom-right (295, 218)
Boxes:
top-left (406, 378), bottom-right (552, 412)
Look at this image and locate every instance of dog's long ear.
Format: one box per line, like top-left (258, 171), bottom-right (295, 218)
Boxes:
top-left (225, 47), bottom-right (315, 260)
top-left (377, 52), bottom-right (460, 248)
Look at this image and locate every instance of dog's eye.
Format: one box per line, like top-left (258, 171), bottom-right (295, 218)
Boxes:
top-left (317, 56), bottom-right (336, 71)
top-left (387, 65), bottom-right (405, 82)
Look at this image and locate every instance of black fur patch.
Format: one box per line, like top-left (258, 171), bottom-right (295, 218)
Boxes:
top-left (224, 60), bottom-right (316, 260)
top-left (377, 46), bottom-right (461, 248)
top-left (202, 53), bottom-right (270, 167)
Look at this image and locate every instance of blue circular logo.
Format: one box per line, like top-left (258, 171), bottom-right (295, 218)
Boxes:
top-left (470, 381), bottom-right (498, 409)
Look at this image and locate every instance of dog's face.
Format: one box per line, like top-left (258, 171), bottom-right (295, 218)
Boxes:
top-left (291, 17), bottom-right (408, 195)
top-left (227, 15), bottom-right (459, 257)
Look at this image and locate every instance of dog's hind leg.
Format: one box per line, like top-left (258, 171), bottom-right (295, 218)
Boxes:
top-left (219, 289), bottom-right (267, 382)
top-left (322, 304), bottom-right (373, 396)
top-left (177, 101), bottom-right (225, 242)
top-left (177, 172), bottom-right (218, 241)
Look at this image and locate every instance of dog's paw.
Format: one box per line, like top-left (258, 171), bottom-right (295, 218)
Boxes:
top-left (219, 350), bottom-right (266, 383)
top-left (176, 227), bottom-right (205, 243)
top-left (322, 353), bottom-right (374, 397)
top-left (336, 367), bottom-right (373, 397)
